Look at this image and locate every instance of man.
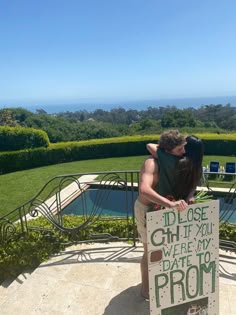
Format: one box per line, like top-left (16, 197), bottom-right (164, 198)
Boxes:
top-left (135, 130), bottom-right (188, 299)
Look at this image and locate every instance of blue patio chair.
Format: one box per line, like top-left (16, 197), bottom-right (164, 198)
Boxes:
top-left (209, 161), bottom-right (219, 173)
top-left (225, 162), bottom-right (236, 173)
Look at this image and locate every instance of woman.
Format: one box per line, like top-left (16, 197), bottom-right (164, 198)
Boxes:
top-left (146, 135), bottom-right (204, 203)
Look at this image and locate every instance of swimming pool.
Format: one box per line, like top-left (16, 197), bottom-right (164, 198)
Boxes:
top-left (219, 197), bottom-right (236, 223)
top-left (62, 188), bottom-right (138, 217)
top-left (62, 188), bottom-right (236, 223)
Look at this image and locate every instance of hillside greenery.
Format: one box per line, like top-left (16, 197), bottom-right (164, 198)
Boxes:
top-left (0, 104), bottom-right (235, 143)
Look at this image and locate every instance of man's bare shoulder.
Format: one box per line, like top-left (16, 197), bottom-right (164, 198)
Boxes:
top-left (143, 156), bottom-right (157, 165)
top-left (141, 157), bottom-right (158, 172)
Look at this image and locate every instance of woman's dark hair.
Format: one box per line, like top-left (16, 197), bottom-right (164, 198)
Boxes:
top-left (174, 136), bottom-right (204, 201)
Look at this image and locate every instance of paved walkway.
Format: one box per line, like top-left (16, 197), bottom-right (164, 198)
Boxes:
top-left (0, 242), bottom-right (235, 315)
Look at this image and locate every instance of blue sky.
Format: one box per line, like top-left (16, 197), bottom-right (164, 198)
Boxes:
top-left (0, 0), bottom-right (236, 107)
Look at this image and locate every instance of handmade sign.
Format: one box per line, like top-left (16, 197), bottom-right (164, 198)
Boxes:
top-left (146, 200), bottom-right (219, 315)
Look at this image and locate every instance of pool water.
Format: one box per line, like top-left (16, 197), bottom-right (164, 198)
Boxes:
top-left (219, 197), bottom-right (236, 223)
top-left (62, 188), bottom-right (236, 223)
top-left (62, 188), bottom-right (138, 217)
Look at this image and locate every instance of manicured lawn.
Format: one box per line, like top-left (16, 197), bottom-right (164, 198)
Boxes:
top-left (0, 155), bottom-right (235, 216)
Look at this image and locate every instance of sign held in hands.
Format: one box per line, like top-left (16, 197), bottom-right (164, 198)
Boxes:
top-left (147, 200), bottom-right (219, 315)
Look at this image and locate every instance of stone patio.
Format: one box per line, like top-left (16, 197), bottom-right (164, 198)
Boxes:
top-left (0, 242), bottom-right (235, 314)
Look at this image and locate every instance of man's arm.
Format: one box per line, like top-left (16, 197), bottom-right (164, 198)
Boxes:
top-left (146, 143), bottom-right (158, 159)
top-left (139, 158), bottom-right (188, 211)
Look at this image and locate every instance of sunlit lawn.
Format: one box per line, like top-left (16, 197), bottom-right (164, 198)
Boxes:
top-left (0, 155), bottom-right (235, 216)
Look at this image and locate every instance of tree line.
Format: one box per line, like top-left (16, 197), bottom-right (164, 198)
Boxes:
top-left (0, 104), bottom-right (235, 143)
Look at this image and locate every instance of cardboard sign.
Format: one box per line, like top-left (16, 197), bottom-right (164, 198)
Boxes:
top-left (146, 200), bottom-right (219, 315)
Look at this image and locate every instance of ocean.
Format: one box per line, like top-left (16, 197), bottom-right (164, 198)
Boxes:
top-left (1, 95), bottom-right (236, 114)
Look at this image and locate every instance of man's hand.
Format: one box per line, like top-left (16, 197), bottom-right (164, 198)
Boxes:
top-left (171, 199), bottom-right (188, 212)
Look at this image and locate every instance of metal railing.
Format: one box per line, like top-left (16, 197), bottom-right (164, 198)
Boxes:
top-left (0, 171), bottom-right (139, 245)
top-left (0, 170), bottom-right (235, 250)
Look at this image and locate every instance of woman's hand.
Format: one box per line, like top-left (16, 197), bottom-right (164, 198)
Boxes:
top-left (188, 197), bottom-right (195, 204)
top-left (171, 199), bottom-right (188, 212)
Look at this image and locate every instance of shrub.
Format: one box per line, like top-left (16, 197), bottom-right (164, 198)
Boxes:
top-left (0, 126), bottom-right (49, 151)
top-left (0, 133), bottom-right (235, 174)
top-left (0, 229), bottom-right (65, 283)
top-left (0, 216), bottom-right (135, 284)
top-left (219, 222), bottom-right (236, 241)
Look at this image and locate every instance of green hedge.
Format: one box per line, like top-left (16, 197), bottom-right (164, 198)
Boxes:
top-left (0, 216), bottom-right (135, 283)
top-left (0, 126), bottom-right (49, 151)
top-left (0, 134), bottom-right (235, 174)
